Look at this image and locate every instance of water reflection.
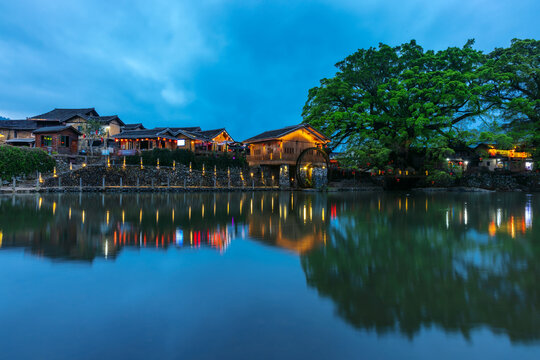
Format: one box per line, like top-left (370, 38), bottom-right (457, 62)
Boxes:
top-left (0, 191), bottom-right (539, 344)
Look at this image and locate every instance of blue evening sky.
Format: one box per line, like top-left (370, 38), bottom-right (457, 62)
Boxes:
top-left (0, 0), bottom-right (538, 140)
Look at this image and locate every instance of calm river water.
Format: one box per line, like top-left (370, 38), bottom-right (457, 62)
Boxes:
top-left (0, 191), bottom-right (539, 359)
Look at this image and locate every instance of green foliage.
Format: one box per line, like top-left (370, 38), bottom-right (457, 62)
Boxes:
top-left (0, 145), bottom-right (56, 180)
top-left (125, 149), bottom-right (246, 170)
top-left (488, 39), bottom-right (539, 151)
top-left (303, 38), bottom-right (539, 169)
top-left (426, 170), bottom-right (457, 187)
top-left (303, 40), bottom-right (493, 169)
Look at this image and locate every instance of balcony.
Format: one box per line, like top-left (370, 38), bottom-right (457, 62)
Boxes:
top-left (246, 151), bottom-right (327, 166)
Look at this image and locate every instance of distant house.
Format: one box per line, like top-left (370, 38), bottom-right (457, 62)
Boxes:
top-left (122, 123), bottom-right (146, 131)
top-left (474, 144), bottom-right (534, 172)
top-left (243, 124), bottom-right (330, 166)
top-left (113, 128), bottom-right (182, 154)
top-left (33, 125), bottom-right (81, 155)
top-left (196, 128), bottom-right (235, 152)
top-left (113, 127), bottom-right (235, 154)
top-left (29, 108), bottom-right (124, 150)
top-left (0, 120), bottom-right (40, 144)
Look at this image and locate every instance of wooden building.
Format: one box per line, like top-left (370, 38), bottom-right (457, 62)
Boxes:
top-left (113, 127), bottom-right (234, 154)
top-left (30, 108), bottom-right (124, 150)
top-left (197, 128), bottom-right (235, 152)
top-left (243, 124), bottom-right (330, 166)
top-left (0, 120), bottom-right (40, 144)
top-left (475, 144), bottom-right (534, 172)
top-left (33, 125), bottom-right (81, 155)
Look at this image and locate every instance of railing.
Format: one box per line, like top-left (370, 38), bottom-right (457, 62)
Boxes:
top-left (247, 152), bottom-right (327, 164)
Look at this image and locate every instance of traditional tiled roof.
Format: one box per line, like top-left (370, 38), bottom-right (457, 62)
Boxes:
top-left (30, 108), bottom-right (98, 121)
top-left (243, 124), bottom-right (329, 143)
top-left (0, 120), bottom-right (40, 130)
top-left (33, 125), bottom-right (82, 135)
top-left (196, 128), bottom-right (227, 139)
top-left (86, 115), bottom-right (125, 126)
top-left (6, 138), bottom-right (35, 143)
top-left (113, 128), bottom-right (178, 141)
top-left (169, 126), bottom-right (201, 132)
top-left (154, 127), bottom-right (212, 141)
top-left (123, 123), bottom-right (145, 130)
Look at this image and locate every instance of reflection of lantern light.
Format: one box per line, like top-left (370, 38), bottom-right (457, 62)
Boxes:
top-left (106, 210), bottom-right (109, 225)
top-left (69, 207), bottom-right (72, 220)
top-left (525, 201), bottom-right (532, 229)
top-left (82, 210), bottom-right (85, 224)
top-left (488, 221), bottom-right (496, 236)
top-left (496, 208), bottom-right (502, 227)
top-left (52, 202), bottom-right (56, 215)
top-left (510, 216), bottom-right (515, 238)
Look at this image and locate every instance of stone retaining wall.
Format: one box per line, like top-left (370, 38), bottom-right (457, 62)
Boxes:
top-left (42, 164), bottom-right (278, 189)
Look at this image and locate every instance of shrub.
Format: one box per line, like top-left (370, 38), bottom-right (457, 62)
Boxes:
top-left (0, 146), bottom-right (56, 180)
top-left (426, 170), bottom-right (456, 187)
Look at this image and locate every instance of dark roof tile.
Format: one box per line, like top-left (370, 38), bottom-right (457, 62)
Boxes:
top-left (33, 125), bottom-right (82, 135)
top-left (30, 108), bottom-right (98, 121)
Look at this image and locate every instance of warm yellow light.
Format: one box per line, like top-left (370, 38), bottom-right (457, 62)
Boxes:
top-left (82, 210), bottom-right (85, 224)
top-left (0, 230), bottom-right (3, 248)
top-left (106, 210), bottom-right (110, 225)
top-left (52, 202), bottom-right (56, 215)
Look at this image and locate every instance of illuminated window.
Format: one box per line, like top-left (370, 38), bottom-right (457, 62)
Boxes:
top-left (41, 136), bottom-right (52, 146)
top-left (177, 139), bottom-right (186, 146)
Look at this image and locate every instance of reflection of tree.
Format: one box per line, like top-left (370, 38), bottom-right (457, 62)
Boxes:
top-left (301, 194), bottom-right (540, 343)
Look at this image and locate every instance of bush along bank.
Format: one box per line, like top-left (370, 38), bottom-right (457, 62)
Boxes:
top-left (0, 145), bottom-right (55, 181)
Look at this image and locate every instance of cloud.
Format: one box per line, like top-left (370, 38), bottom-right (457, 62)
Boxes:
top-left (0, 0), bottom-right (538, 139)
top-left (161, 84), bottom-right (193, 106)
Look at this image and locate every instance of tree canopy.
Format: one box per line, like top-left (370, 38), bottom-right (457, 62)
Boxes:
top-left (303, 39), bottom-right (539, 169)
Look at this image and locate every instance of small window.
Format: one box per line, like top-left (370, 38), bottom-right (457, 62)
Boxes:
top-left (177, 139), bottom-right (186, 146)
top-left (41, 136), bottom-right (52, 146)
top-left (60, 135), bottom-right (70, 147)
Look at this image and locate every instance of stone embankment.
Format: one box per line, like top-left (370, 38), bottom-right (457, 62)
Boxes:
top-left (460, 172), bottom-right (540, 192)
top-left (38, 164), bottom-right (277, 191)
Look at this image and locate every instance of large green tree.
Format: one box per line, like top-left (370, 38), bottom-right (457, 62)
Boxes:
top-left (488, 39), bottom-right (539, 157)
top-left (302, 40), bottom-right (497, 169)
